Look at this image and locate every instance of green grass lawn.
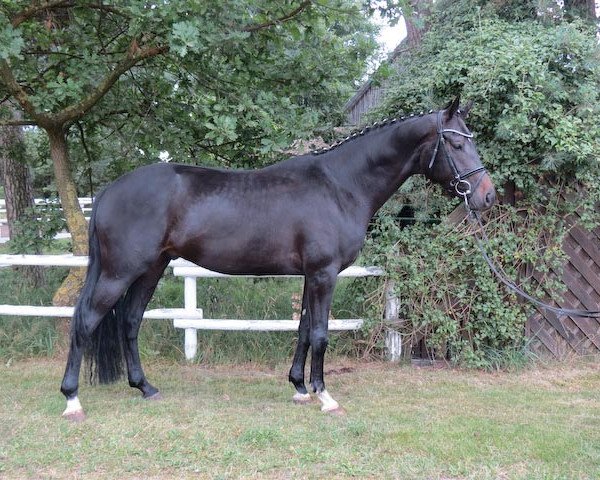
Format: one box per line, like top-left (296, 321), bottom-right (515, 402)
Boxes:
top-left (0, 358), bottom-right (598, 479)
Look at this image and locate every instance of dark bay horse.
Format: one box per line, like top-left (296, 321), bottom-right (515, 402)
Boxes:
top-left (60, 97), bottom-right (496, 421)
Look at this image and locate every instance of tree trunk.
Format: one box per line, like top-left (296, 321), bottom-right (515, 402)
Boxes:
top-left (46, 125), bottom-right (88, 306)
top-left (0, 112), bottom-right (44, 286)
top-left (0, 124), bottom-right (33, 229)
top-left (405, 0), bottom-right (431, 48)
top-left (564, 0), bottom-right (597, 20)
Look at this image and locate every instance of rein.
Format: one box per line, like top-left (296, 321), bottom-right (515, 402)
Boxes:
top-left (432, 111), bottom-right (600, 318)
top-left (467, 209), bottom-right (600, 319)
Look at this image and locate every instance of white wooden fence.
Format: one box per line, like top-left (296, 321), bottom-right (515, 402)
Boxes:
top-left (0, 254), bottom-right (402, 360)
top-left (0, 197), bottom-right (93, 241)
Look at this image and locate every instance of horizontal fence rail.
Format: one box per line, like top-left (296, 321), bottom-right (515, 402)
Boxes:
top-left (0, 198), bottom-right (94, 242)
top-left (0, 254), bottom-right (384, 274)
top-left (0, 254), bottom-right (400, 360)
top-left (0, 197), bottom-right (94, 219)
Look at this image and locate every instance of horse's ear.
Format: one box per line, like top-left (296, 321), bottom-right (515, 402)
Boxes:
top-left (460, 100), bottom-right (474, 118)
top-left (443, 95), bottom-right (461, 120)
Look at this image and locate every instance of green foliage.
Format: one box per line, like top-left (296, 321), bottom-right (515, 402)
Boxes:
top-left (7, 201), bottom-right (67, 254)
top-left (374, 11), bottom-right (600, 193)
top-left (1, 1), bottom-right (381, 193)
top-left (362, 197), bottom-right (573, 368)
top-left (359, 2), bottom-right (600, 367)
top-left (142, 0), bottom-right (379, 168)
top-left (0, 268), bottom-right (66, 359)
top-left (0, 14), bottom-right (23, 60)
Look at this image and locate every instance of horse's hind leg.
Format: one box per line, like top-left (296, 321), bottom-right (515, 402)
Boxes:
top-left (288, 284), bottom-right (312, 404)
top-left (61, 275), bottom-right (131, 422)
top-left (122, 258), bottom-right (169, 399)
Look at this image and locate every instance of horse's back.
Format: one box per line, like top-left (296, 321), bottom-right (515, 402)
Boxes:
top-left (92, 160), bottom-right (363, 276)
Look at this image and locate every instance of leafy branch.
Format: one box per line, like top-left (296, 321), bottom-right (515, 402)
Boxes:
top-left (243, 1), bottom-right (312, 32)
top-left (10, 0), bottom-right (74, 28)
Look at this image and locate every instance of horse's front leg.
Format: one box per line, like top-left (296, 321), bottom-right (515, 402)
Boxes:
top-left (289, 284), bottom-right (311, 404)
top-left (306, 267), bottom-right (345, 415)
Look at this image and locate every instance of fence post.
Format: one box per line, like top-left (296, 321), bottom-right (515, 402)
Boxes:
top-left (183, 276), bottom-right (200, 361)
top-left (384, 280), bottom-right (402, 362)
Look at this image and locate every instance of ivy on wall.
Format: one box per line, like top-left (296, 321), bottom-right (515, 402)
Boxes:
top-left (360, 1), bottom-right (600, 367)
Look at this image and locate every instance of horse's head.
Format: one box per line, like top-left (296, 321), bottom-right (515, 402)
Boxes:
top-left (424, 96), bottom-right (496, 212)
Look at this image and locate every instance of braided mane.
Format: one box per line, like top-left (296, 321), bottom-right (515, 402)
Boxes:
top-left (312, 110), bottom-right (434, 155)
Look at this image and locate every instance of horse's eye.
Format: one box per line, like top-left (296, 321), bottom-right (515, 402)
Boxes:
top-left (455, 143), bottom-right (463, 150)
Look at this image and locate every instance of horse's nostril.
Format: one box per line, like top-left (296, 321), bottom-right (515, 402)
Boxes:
top-left (485, 191), bottom-right (496, 207)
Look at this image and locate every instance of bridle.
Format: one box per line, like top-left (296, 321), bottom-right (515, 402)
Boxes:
top-left (429, 110), bottom-right (487, 207)
top-left (429, 109), bottom-right (600, 319)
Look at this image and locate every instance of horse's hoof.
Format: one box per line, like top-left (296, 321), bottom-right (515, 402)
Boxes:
top-left (62, 410), bottom-right (86, 423)
top-left (145, 391), bottom-right (163, 401)
top-left (323, 406), bottom-right (347, 416)
top-left (292, 392), bottom-right (312, 405)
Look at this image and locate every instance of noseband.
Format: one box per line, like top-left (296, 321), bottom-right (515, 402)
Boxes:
top-left (428, 110), bottom-right (486, 204)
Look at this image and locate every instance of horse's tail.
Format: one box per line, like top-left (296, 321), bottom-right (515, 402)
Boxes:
top-left (71, 189), bottom-right (126, 385)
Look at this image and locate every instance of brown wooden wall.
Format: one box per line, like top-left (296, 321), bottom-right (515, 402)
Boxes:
top-left (526, 217), bottom-right (600, 358)
top-left (344, 82), bottom-right (387, 126)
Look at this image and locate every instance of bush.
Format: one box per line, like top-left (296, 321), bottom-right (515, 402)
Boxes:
top-left (359, 3), bottom-right (600, 367)
top-left (7, 200), bottom-right (67, 254)
top-left (363, 196), bottom-right (570, 368)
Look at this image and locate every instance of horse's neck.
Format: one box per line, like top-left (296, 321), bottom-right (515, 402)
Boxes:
top-left (324, 121), bottom-right (426, 218)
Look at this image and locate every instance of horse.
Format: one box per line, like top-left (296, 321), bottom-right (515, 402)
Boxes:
top-left (60, 96), bottom-right (496, 421)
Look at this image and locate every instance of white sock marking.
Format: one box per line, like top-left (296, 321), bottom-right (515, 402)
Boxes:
top-left (293, 392), bottom-right (311, 403)
top-left (62, 396), bottom-right (83, 416)
top-left (317, 390), bottom-right (339, 412)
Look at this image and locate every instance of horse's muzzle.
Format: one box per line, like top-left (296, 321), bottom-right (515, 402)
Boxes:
top-left (468, 174), bottom-right (496, 211)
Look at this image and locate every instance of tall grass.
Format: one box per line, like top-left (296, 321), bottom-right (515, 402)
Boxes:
top-left (0, 267), bottom-right (67, 360)
top-left (0, 266), bottom-right (373, 363)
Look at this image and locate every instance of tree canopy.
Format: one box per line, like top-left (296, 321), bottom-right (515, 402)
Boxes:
top-left (1, 1), bottom-right (381, 174)
top-left (0, 1), bottom-right (383, 302)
